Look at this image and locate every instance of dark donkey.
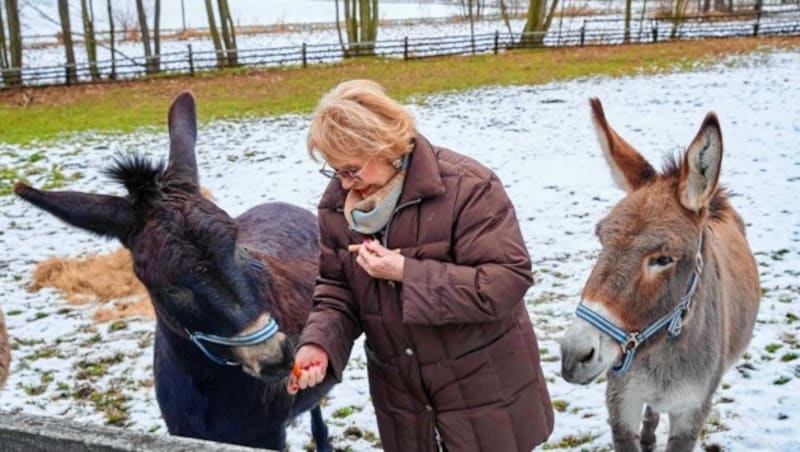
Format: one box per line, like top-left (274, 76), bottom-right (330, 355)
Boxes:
top-left (560, 99), bottom-right (760, 451)
top-left (14, 92), bottom-right (334, 450)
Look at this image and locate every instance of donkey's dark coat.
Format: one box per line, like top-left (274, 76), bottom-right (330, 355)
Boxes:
top-left (15, 92), bottom-right (334, 450)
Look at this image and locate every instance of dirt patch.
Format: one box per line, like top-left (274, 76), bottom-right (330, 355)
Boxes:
top-left (30, 248), bottom-right (154, 322)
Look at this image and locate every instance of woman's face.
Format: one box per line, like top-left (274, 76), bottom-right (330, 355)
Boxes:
top-left (331, 155), bottom-right (399, 198)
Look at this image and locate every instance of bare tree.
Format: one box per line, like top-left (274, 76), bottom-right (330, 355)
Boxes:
top-left (670, 0), bottom-right (692, 38)
top-left (153, 0), bottom-right (161, 66)
top-left (204, 0), bottom-right (237, 68)
top-left (58, 0), bottom-right (78, 84)
top-left (520, 0), bottom-right (559, 47)
top-left (135, 0), bottom-right (159, 74)
top-left (112, 1), bottom-right (136, 40)
top-left (217, 0), bottom-right (237, 66)
top-left (466, 0), bottom-right (476, 53)
top-left (204, 0), bottom-right (224, 67)
top-left (343, 0), bottom-right (378, 56)
top-left (107, 0), bottom-right (116, 79)
top-left (81, 0), bottom-right (100, 80)
top-left (0, 2), bottom-right (8, 86)
top-left (1, 0), bottom-right (22, 86)
top-left (624, 0), bottom-right (633, 43)
top-left (498, 0), bottom-right (515, 37)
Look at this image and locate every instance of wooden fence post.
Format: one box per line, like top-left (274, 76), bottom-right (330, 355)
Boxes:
top-left (404, 37), bottom-right (409, 60)
top-left (494, 30), bottom-right (499, 54)
top-left (580, 26), bottom-right (585, 47)
top-left (302, 43), bottom-right (307, 68)
top-left (753, 13), bottom-right (761, 36)
top-left (652, 23), bottom-right (658, 42)
top-left (188, 44), bottom-right (195, 76)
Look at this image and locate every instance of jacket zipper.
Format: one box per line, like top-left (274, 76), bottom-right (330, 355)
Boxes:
top-left (435, 426), bottom-right (444, 451)
top-left (381, 198), bottom-right (422, 248)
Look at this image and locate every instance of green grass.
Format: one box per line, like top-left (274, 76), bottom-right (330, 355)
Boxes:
top-left (3, 36), bottom-right (799, 145)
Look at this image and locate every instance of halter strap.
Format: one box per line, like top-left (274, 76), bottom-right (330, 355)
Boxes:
top-left (575, 234), bottom-right (704, 375)
top-left (187, 318), bottom-right (280, 366)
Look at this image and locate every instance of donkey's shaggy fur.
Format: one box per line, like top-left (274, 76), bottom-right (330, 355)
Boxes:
top-left (15, 92), bottom-right (333, 450)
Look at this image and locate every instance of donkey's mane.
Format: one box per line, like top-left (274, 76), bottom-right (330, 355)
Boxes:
top-left (661, 154), bottom-right (731, 223)
top-left (104, 154), bottom-right (165, 203)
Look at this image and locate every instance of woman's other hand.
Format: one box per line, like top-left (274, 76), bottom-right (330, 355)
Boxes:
top-left (356, 239), bottom-right (405, 281)
top-left (287, 344), bottom-right (328, 394)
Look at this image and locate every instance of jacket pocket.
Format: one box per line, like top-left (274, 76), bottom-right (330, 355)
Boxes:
top-left (364, 342), bottom-right (420, 412)
top-left (422, 327), bottom-right (529, 412)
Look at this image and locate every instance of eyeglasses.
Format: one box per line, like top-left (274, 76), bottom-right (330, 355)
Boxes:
top-left (318, 156), bottom-right (374, 182)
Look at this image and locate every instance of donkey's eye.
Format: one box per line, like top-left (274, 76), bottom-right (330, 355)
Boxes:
top-left (194, 264), bottom-right (208, 273)
top-left (649, 256), bottom-right (674, 267)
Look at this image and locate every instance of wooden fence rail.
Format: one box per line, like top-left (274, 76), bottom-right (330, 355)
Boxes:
top-left (0, 410), bottom-right (271, 451)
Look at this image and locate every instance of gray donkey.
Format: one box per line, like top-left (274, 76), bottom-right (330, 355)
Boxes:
top-left (560, 98), bottom-right (760, 451)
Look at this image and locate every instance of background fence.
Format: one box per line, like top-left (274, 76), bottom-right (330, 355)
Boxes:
top-left (2, 10), bottom-right (799, 89)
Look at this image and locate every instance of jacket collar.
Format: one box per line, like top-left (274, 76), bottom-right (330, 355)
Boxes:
top-left (318, 132), bottom-right (446, 210)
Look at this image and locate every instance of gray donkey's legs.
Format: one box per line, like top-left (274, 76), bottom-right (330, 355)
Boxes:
top-left (639, 405), bottom-right (660, 452)
top-left (666, 397), bottom-right (712, 452)
top-left (607, 391), bottom-right (644, 452)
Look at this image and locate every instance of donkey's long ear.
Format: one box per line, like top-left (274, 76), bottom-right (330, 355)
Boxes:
top-left (14, 183), bottom-right (135, 244)
top-left (590, 98), bottom-right (656, 193)
top-left (168, 91), bottom-right (198, 184)
top-left (679, 113), bottom-right (722, 214)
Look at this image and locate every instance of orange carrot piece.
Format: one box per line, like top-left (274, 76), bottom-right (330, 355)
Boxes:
top-left (292, 362), bottom-right (303, 379)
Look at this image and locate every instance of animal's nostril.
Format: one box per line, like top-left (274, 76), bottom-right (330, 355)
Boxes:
top-left (579, 348), bottom-right (595, 364)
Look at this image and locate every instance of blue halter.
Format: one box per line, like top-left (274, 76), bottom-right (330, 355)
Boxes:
top-left (575, 235), bottom-right (704, 375)
top-left (187, 318), bottom-right (280, 366)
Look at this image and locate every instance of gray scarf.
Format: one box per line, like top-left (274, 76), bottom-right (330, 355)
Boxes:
top-left (344, 155), bottom-right (409, 234)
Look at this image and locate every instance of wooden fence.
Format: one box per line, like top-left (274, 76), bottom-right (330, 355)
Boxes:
top-left (2, 10), bottom-right (799, 89)
top-left (0, 410), bottom-right (271, 451)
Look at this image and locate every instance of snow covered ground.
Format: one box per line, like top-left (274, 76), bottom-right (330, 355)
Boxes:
top-left (1, 49), bottom-right (799, 450)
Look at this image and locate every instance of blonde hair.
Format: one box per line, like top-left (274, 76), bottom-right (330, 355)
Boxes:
top-left (307, 79), bottom-right (416, 165)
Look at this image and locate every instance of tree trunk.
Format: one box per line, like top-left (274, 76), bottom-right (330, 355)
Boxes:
top-left (345, 0), bottom-right (357, 53)
top-left (0, 3), bottom-right (9, 83)
top-left (58, 0), bottom-right (78, 85)
top-left (334, 0), bottom-right (347, 55)
top-left (3, 0), bottom-right (20, 86)
top-left (467, 0), bottom-right (476, 53)
top-left (521, 0), bottom-right (545, 46)
top-left (204, 0), bottom-right (224, 67)
top-left (135, 0), bottom-right (155, 74)
top-left (670, 0), bottom-right (691, 39)
top-left (521, 0), bottom-right (557, 47)
top-left (217, 0), bottom-right (237, 66)
top-left (498, 0), bottom-right (514, 37)
top-left (624, 0), bottom-right (632, 43)
top-left (81, 0), bottom-right (100, 80)
top-left (153, 0), bottom-right (161, 71)
top-left (342, 0), bottom-right (378, 56)
top-left (107, 0), bottom-right (116, 79)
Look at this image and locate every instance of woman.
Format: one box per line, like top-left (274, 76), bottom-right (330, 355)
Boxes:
top-left (288, 79), bottom-right (553, 451)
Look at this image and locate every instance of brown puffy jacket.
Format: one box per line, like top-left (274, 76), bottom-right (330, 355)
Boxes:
top-left (299, 133), bottom-right (554, 452)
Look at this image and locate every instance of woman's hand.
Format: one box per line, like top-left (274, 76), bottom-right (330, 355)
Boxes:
top-left (287, 344), bottom-right (328, 394)
top-left (356, 239), bottom-right (405, 281)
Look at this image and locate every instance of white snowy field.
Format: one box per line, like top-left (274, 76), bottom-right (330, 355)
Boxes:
top-left (1, 49), bottom-right (799, 451)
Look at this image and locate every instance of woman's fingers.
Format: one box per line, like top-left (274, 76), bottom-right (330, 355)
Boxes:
top-left (287, 374), bottom-right (299, 394)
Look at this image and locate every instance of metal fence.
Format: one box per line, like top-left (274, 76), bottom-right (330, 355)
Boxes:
top-left (2, 10), bottom-right (799, 89)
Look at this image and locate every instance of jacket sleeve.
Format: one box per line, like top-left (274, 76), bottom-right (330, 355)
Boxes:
top-left (297, 211), bottom-right (362, 382)
top-left (401, 176), bottom-right (533, 325)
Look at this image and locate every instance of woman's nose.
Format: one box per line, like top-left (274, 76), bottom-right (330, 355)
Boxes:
top-left (340, 177), bottom-right (354, 190)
